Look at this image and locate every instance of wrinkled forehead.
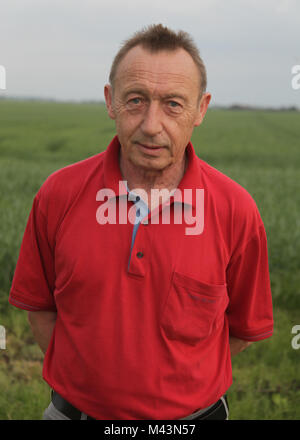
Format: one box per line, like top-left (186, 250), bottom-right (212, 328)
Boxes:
top-left (114, 46), bottom-right (200, 93)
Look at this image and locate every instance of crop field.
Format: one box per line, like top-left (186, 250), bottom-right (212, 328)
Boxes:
top-left (0, 99), bottom-right (299, 419)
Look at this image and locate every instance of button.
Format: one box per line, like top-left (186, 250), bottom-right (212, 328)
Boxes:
top-left (136, 252), bottom-right (144, 259)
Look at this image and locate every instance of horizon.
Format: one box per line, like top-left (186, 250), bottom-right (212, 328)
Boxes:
top-left (0, 95), bottom-right (299, 111)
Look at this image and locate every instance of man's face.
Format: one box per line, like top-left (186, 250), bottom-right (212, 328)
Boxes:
top-left (105, 45), bottom-right (211, 172)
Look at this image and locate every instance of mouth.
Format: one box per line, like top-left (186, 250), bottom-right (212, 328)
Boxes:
top-left (135, 142), bottom-right (166, 155)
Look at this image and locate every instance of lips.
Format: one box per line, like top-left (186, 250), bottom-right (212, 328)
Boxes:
top-left (135, 143), bottom-right (166, 157)
top-left (138, 143), bottom-right (164, 150)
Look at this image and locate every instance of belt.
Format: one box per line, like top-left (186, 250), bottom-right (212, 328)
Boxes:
top-left (51, 391), bottom-right (94, 420)
top-left (183, 396), bottom-right (229, 420)
top-left (51, 390), bottom-right (228, 420)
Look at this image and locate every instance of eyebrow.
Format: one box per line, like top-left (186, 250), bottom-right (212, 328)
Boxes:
top-left (163, 93), bottom-right (188, 103)
top-left (123, 88), bottom-right (188, 103)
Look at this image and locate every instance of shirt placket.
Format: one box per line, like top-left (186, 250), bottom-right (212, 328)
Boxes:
top-left (127, 197), bottom-right (151, 277)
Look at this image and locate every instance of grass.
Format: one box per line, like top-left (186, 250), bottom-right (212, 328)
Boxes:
top-left (0, 99), bottom-right (299, 419)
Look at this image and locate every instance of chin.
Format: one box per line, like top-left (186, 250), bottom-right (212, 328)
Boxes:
top-left (134, 157), bottom-right (170, 172)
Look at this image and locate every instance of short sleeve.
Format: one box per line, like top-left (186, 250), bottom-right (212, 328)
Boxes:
top-left (9, 192), bottom-right (57, 312)
top-left (225, 224), bottom-right (273, 341)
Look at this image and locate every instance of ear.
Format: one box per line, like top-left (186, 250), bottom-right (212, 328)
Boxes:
top-left (194, 92), bottom-right (211, 127)
top-left (104, 84), bottom-right (116, 120)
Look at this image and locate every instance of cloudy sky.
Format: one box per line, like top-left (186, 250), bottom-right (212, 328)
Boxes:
top-left (1, 0), bottom-right (300, 107)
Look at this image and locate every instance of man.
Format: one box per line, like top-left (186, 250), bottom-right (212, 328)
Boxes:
top-left (9, 24), bottom-right (273, 420)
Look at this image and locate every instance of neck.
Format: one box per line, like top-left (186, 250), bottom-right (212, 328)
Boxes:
top-left (119, 152), bottom-right (188, 208)
top-left (120, 153), bottom-right (187, 191)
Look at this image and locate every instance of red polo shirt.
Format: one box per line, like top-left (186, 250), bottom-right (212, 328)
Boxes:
top-left (9, 136), bottom-right (273, 420)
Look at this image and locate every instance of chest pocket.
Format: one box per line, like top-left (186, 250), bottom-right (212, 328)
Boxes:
top-left (160, 272), bottom-right (228, 345)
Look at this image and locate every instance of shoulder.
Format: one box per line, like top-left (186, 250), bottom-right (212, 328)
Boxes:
top-left (199, 158), bottom-right (260, 219)
top-left (39, 151), bottom-right (104, 194)
top-left (36, 151), bottom-right (105, 215)
top-left (198, 158), bottom-right (264, 257)
top-left (44, 151), bottom-right (105, 189)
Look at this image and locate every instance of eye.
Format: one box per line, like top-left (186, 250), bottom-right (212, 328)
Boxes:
top-left (126, 97), bottom-right (144, 111)
top-left (167, 100), bottom-right (183, 113)
top-left (128, 97), bottom-right (143, 105)
top-left (168, 101), bottom-right (180, 107)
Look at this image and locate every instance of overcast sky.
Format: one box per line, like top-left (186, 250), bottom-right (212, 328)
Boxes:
top-left (1, 0), bottom-right (300, 107)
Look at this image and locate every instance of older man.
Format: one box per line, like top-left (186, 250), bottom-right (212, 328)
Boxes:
top-left (9, 24), bottom-right (273, 420)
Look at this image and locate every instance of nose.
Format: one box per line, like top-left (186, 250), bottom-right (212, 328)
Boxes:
top-left (140, 101), bottom-right (163, 137)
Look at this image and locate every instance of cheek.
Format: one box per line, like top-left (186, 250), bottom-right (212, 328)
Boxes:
top-left (115, 115), bottom-right (143, 148)
top-left (167, 117), bottom-right (195, 155)
top-left (117, 115), bottom-right (140, 137)
top-left (179, 112), bottom-right (198, 137)
top-left (114, 101), bottom-right (141, 130)
top-left (167, 114), bottom-right (194, 140)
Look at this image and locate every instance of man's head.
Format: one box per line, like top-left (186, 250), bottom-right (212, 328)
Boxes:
top-left (104, 24), bottom-right (211, 174)
top-left (109, 24), bottom-right (208, 99)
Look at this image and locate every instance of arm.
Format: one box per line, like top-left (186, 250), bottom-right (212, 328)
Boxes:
top-left (229, 335), bottom-right (252, 357)
top-left (28, 311), bottom-right (57, 354)
top-left (226, 220), bottom-right (273, 352)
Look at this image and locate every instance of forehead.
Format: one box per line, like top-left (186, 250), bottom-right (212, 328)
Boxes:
top-left (114, 45), bottom-right (200, 95)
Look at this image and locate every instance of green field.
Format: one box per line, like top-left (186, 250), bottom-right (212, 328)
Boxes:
top-left (0, 99), bottom-right (299, 420)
